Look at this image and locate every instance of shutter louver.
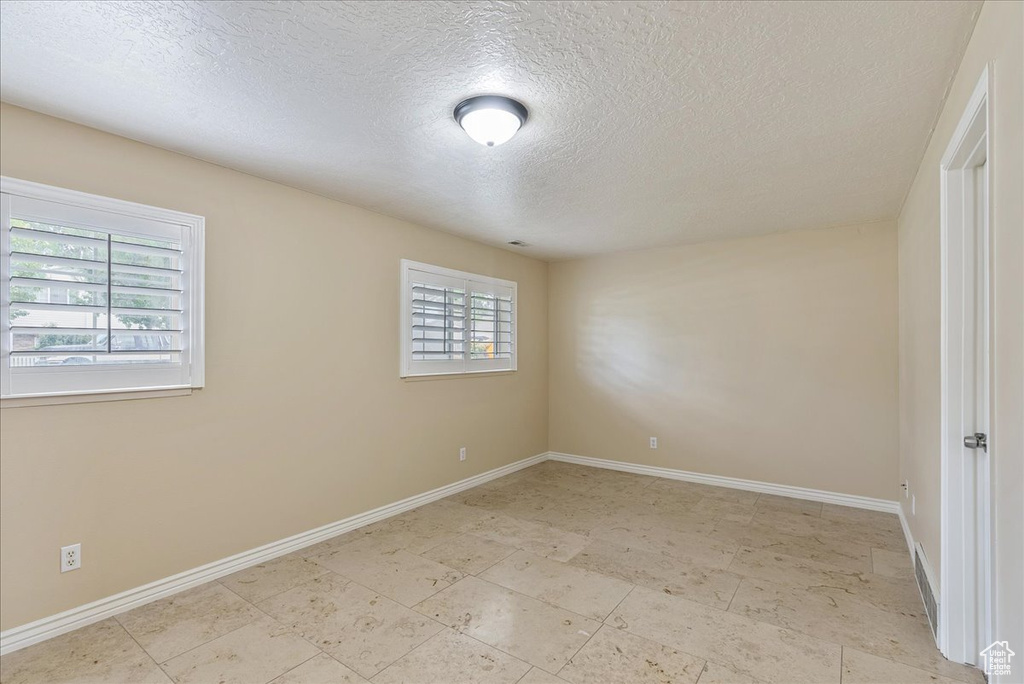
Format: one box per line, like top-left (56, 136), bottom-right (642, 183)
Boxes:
top-left (410, 282), bottom-right (466, 360)
top-left (8, 221), bottom-right (183, 366)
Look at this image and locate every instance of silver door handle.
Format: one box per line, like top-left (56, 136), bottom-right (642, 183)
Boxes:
top-left (963, 433), bottom-right (987, 451)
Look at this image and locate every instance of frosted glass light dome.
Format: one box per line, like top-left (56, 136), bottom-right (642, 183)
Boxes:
top-left (454, 96), bottom-right (528, 147)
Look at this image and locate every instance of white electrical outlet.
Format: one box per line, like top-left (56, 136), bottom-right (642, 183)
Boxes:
top-left (649, 437), bottom-right (658, 449)
top-left (903, 480), bottom-right (910, 499)
top-left (61, 543), bottom-right (81, 573)
top-left (459, 447), bottom-right (466, 462)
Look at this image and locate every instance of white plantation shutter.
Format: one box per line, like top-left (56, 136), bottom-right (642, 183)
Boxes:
top-left (1, 178), bottom-right (205, 399)
top-left (409, 269), bottom-right (467, 375)
top-left (401, 260), bottom-right (516, 377)
top-left (468, 282), bottom-right (514, 369)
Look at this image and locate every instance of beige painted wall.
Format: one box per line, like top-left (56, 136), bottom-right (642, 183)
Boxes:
top-left (0, 103), bottom-right (549, 631)
top-left (548, 221), bottom-right (899, 500)
top-left (898, 0), bottom-right (1023, 661)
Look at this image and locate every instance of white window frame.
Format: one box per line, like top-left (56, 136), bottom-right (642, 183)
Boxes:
top-left (1, 177), bottom-right (205, 404)
top-left (400, 259), bottom-right (517, 378)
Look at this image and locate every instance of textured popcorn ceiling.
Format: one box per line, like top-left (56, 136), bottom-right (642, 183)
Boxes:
top-left (0, 1), bottom-right (980, 259)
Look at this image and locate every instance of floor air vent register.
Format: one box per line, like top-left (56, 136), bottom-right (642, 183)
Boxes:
top-left (914, 543), bottom-right (939, 639)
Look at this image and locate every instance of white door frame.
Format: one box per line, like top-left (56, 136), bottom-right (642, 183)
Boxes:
top-left (939, 64), bottom-right (994, 666)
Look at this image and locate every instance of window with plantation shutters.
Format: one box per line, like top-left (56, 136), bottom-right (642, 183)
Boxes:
top-left (1, 177), bottom-right (205, 400)
top-left (401, 260), bottom-right (516, 377)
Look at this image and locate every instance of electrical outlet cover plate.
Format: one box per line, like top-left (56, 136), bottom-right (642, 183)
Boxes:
top-left (61, 543), bottom-right (81, 572)
top-left (459, 447), bottom-right (466, 462)
top-left (649, 437), bottom-right (658, 449)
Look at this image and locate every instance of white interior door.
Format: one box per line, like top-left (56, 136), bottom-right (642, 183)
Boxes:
top-left (940, 67), bottom-right (992, 667)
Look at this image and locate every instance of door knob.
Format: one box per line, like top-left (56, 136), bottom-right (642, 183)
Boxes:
top-left (963, 433), bottom-right (987, 451)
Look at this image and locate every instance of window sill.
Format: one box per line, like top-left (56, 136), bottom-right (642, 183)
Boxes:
top-left (1, 387), bottom-right (194, 409)
top-left (401, 369), bottom-right (517, 382)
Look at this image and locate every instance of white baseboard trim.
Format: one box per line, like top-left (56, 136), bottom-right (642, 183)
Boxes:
top-left (547, 452), bottom-right (900, 513)
top-left (0, 452), bottom-right (548, 657)
top-left (898, 503), bottom-right (915, 562)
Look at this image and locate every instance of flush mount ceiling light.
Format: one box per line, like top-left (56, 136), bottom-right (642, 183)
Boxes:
top-left (454, 95), bottom-right (528, 147)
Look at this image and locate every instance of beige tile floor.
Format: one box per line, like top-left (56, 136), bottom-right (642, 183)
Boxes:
top-left (0, 461), bottom-right (985, 684)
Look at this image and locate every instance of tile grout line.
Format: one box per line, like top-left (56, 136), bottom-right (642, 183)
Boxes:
top-left (406, 526), bottom-right (475, 557)
top-left (700, 551), bottom-right (924, 655)
top-left (467, 546), bottom-right (520, 577)
top-left (604, 584), bottom-right (855, 683)
top-left (217, 559), bottom-right (333, 605)
top-left (512, 667), bottom-right (537, 684)
top-left (725, 577), bottom-right (742, 612)
top-left (600, 583), bottom-right (636, 628)
top-left (343, 553), bottom-right (566, 679)
top-left (411, 572), bottom-right (620, 675)
top-left (705, 581), bottom-right (957, 684)
top-left (266, 652), bottom-right (326, 684)
top-left (219, 566), bottom-right (326, 606)
top-left (114, 583), bottom-right (280, 672)
top-left (594, 585), bottom-right (721, 682)
top-left (246, 572), bottom-right (447, 680)
top-left (156, 614), bottom-right (267, 670)
top-left (107, 620), bottom-right (175, 684)
top-left (723, 545), bottom-right (746, 575)
top-left (157, 585), bottom-right (324, 674)
top-left (342, 575), bottom-right (449, 631)
top-left (305, 532), bottom-right (557, 618)
top-left (422, 529), bottom-right (474, 557)
top-left (218, 573), bottom-right (346, 680)
top-left (369, 625), bottom-right (465, 680)
top-left (413, 531), bottom-right (518, 577)
top-left (348, 572), bottom-right (485, 678)
top-left (453, 574), bottom-right (607, 627)
top-left (454, 629), bottom-right (536, 678)
top-left (552, 584), bottom-right (638, 677)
